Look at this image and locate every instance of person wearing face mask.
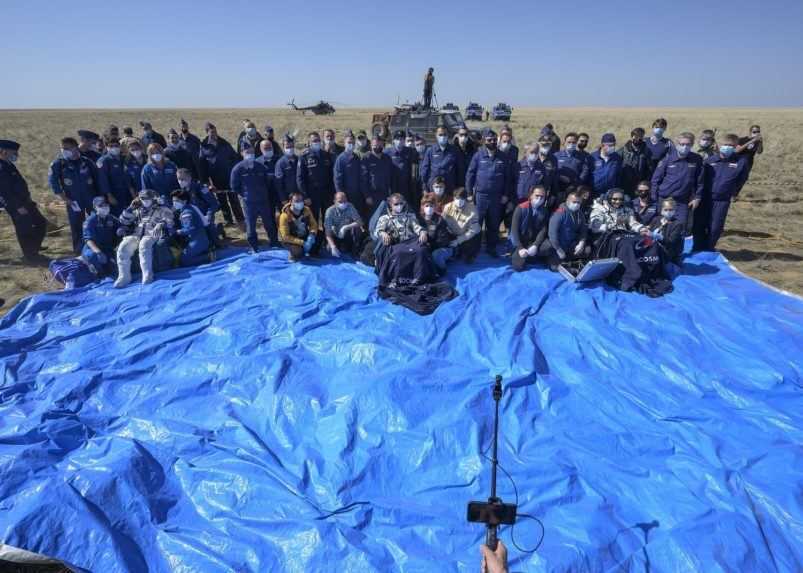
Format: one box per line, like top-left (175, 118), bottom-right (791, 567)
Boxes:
top-left (199, 122), bottom-right (244, 226)
top-left (359, 134), bottom-right (394, 216)
top-left (176, 168), bottom-right (221, 246)
top-left (114, 189), bottom-right (176, 287)
top-left (231, 142), bottom-right (277, 252)
top-left (139, 121), bottom-right (167, 148)
top-left (736, 124), bottom-right (763, 181)
top-left (555, 132), bottom-right (591, 197)
top-left (386, 129), bottom-right (417, 211)
top-left (418, 192), bottom-right (454, 271)
top-left (119, 126), bottom-right (140, 157)
top-left (323, 128), bottom-right (344, 159)
top-left (650, 132), bottom-right (704, 227)
top-left (590, 188), bottom-right (648, 237)
top-left (171, 189), bottom-right (211, 266)
top-left (411, 133), bottom-right (428, 191)
top-left (618, 127), bottom-right (653, 197)
top-left (355, 130), bottom-right (371, 159)
top-left (256, 139), bottom-right (280, 226)
top-left (576, 132), bottom-right (594, 179)
top-left (81, 196), bottom-right (119, 276)
top-left (0, 139), bottom-right (49, 262)
top-left (499, 126), bottom-right (519, 161)
top-left (164, 129), bottom-right (198, 178)
top-left (591, 133), bottom-right (623, 200)
top-left (421, 126), bottom-right (465, 195)
top-left (648, 198), bottom-right (684, 265)
top-left (236, 120), bottom-right (263, 157)
top-left (513, 138), bottom-right (557, 205)
top-left (442, 187), bottom-right (481, 262)
top-left (645, 118), bottom-right (671, 172)
top-left (541, 123), bottom-right (561, 151)
top-left (274, 133), bottom-right (300, 206)
top-left (429, 176), bottom-right (451, 213)
top-left (77, 130), bottom-right (102, 162)
top-left (697, 129), bottom-right (718, 160)
top-left (297, 131), bottom-right (335, 233)
top-left (49, 136), bottom-right (102, 254)
top-left (96, 137), bottom-right (133, 216)
top-left (124, 141), bottom-right (147, 196)
top-left (324, 191), bottom-right (365, 259)
top-left (510, 186), bottom-right (552, 272)
top-left (334, 131), bottom-right (365, 215)
top-left (141, 143), bottom-right (179, 206)
top-left (279, 191), bottom-right (319, 262)
top-left (548, 191), bottom-right (590, 270)
top-left (631, 181), bottom-right (658, 226)
top-left (262, 125), bottom-right (282, 158)
top-left (453, 127), bottom-right (475, 184)
top-left (694, 133), bottom-right (749, 251)
top-left (178, 119), bottom-right (201, 166)
top-left (466, 128), bottom-right (510, 257)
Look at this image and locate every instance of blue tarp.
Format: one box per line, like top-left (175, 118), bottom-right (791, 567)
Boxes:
top-left (1, 245), bottom-right (802, 572)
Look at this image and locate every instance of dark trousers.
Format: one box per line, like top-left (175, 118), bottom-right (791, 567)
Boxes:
top-left (66, 203), bottom-right (91, 254)
top-left (309, 190), bottom-right (334, 231)
top-left (511, 240), bottom-right (553, 272)
top-left (454, 234), bottom-right (482, 261)
top-left (9, 203), bottom-right (47, 258)
top-left (243, 201), bottom-right (278, 250)
top-left (332, 225), bottom-right (365, 256)
top-left (692, 198), bottom-right (712, 252)
top-left (216, 190), bottom-right (244, 223)
top-left (709, 199), bottom-right (732, 250)
top-left (475, 194), bottom-right (502, 252)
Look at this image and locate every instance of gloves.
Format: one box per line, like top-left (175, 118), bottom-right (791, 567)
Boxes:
top-left (518, 248), bottom-right (529, 258)
top-left (449, 239), bottom-right (459, 248)
top-left (526, 244), bottom-right (538, 257)
top-left (652, 231), bottom-right (663, 242)
top-left (556, 247), bottom-right (566, 260)
top-left (303, 234), bottom-right (315, 254)
top-left (337, 227), bottom-right (346, 239)
top-left (329, 244), bottom-right (341, 258)
top-left (573, 240), bottom-right (585, 256)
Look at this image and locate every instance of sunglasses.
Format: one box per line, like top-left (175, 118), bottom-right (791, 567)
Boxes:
top-left (611, 197), bottom-right (624, 202)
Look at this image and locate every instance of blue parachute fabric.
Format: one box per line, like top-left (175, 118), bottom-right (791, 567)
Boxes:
top-left (1, 243), bottom-right (802, 573)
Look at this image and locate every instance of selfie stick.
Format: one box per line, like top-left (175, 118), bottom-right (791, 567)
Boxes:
top-left (486, 375), bottom-right (503, 551)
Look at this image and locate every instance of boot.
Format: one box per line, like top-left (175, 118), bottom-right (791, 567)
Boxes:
top-left (140, 241), bottom-right (155, 284)
top-left (114, 260), bottom-right (131, 288)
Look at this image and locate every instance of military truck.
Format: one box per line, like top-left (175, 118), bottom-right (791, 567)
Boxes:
top-left (371, 104), bottom-right (471, 145)
top-left (442, 102), bottom-right (459, 112)
top-left (465, 102), bottom-right (484, 121)
top-left (491, 102), bottom-right (512, 121)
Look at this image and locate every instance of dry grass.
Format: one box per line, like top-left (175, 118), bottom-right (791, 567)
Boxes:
top-left (1, 107), bottom-right (801, 315)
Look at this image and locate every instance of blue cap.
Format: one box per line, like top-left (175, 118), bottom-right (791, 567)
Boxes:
top-left (283, 133), bottom-right (295, 144)
top-left (138, 189), bottom-right (155, 200)
top-left (92, 196), bottom-right (108, 209)
top-left (601, 132), bottom-right (616, 144)
top-left (0, 140), bottom-right (20, 151)
top-left (393, 130), bottom-right (405, 139)
top-left (482, 128), bottom-right (497, 138)
top-left (77, 130), bottom-right (100, 141)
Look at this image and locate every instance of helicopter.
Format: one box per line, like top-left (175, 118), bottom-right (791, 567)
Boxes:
top-left (287, 99), bottom-right (336, 115)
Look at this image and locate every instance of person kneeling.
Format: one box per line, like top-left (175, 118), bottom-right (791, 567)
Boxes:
top-left (510, 185), bottom-right (552, 272)
top-left (419, 192), bottom-right (455, 273)
top-left (324, 191), bottom-right (365, 259)
top-left (81, 196), bottom-right (120, 277)
top-left (279, 191), bottom-right (318, 262)
top-left (171, 189), bottom-right (211, 267)
top-left (649, 198), bottom-right (684, 269)
top-left (548, 190), bottom-right (590, 271)
top-left (442, 188), bottom-right (481, 263)
top-left (114, 189), bottom-right (175, 287)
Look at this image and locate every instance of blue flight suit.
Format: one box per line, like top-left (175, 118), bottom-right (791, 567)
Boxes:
top-left (334, 151), bottom-right (364, 212)
top-left (555, 149), bottom-right (590, 191)
top-left (180, 132), bottom-right (201, 159)
top-left (231, 158), bottom-right (277, 249)
top-left (81, 212), bottom-right (119, 274)
top-left (199, 137), bottom-right (244, 223)
top-left (125, 157), bottom-right (146, 196)
top-left (165, 145), bottom-right (197, 178)
top-left (650, 148), bottom-right (704, 226)
top-left (695, 153), bottom-right (749, 250)
top-left (256, 154), bottom-right (279, 207)
top-left (385, 146), bottom-right (415, 207)
top-left (80, 148), bottom-right (101, 163)
top-left (590, 151), bottom-right (622, 199)
top-left (274, 153), bottom-right (299, 205)
top-left (96, 153), bottom-right (131, 215)
top-left (0, 158), bottom-right (47, 259)
top-left (175, 205), bottom-right (210, 266)
top-left (360, 152), bottom-right (394, 211)
top-left (548, 205), bottom-right (588, 254)
top-left (513, 156), bottom-right (557, 202)
top-left (48, 155), bottom-right (101, 253)
top-left (141, 130), bottom-right (167, 148)
top-left (645, 136), bottom-right (672, 171)
top-left (466, 147), bottom-right (509, 252)
top-left (578, 150), bottom-right (594, 184)
top-left (297, 149), bottom-right (335, 223)
top-left (141, 160), bottom-right (179, 205)
top-left (631, 198), bottom-right (659, 226)
top-left (420, 143), bottom-right (464, 193)
top-left (186, 180), bottom-right (220, 244)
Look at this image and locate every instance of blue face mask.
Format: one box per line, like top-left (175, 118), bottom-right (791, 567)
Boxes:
top-left (720, 145), bottom-right (735, 157)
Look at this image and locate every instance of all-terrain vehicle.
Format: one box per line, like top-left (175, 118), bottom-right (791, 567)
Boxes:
top-left (491, 103), bottom-right (512, 121)
top-left (442, 102), bottom-right (459, 112)
top-left (465, 102), bottom-right (484, 121)
top-left (371, 104), bottom-right (471, 145)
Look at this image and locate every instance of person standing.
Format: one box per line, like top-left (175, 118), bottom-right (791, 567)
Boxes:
top-left (199, 122), bottom-right (244, 226)
top-left (0, 140), bottom-right (48, 262)
top-left (466, 129), bottom-right (509, 257)
top-left (650, 132), bottom-right (704, 227)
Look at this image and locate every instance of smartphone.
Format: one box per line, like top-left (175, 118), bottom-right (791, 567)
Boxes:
top-left (466, 501), bottom-right (517, 525)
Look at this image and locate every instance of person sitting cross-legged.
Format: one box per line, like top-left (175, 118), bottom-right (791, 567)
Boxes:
top-left (324, 191), bottom-right (365, 259)
top-left (510, 185), bottom-right (552, 272)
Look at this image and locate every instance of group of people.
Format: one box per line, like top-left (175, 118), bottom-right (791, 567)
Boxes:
top-left (0, 116), bottom-right (762, 293)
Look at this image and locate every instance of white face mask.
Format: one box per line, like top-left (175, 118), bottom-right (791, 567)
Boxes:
top-left (662, 210), bottom-right (676, 219)
top-left (653, 127), bottom-right (665, 137)
top-left (131, 150), bottom-right (143, 159)
top-left (458, 135), bottom-right (467, 144)
top-left (539, 145), bottom-right (551, 155)
top-left (141, 199), bottom-right (154, 208)
top-left (531, 197), bottom-right (544, 208)
top-left (173, 201), bottom-right (185, 210)
top-left (423, 205), bottom-right (434, 217)
top-left (433, 186), bottom-right (445, 196)
top-left (456, 198), bottom-right (466, 209)
top-left (603, 145), bottom-right (616, 155)
top-left (151, 153), bottom-right (163, 162)
top-left (567, 201), bottom-right (581, 212)
top-left (437, 135), bottom-right (447, 146)
top-left (263, 150), bottom-right (274, 159)
top-left (345, 143), bottom-right (355, 153)
top-left (292, 201), bottom-right (304, 212)
top-left (392, 204), bottom-right (404, 214)
top-left (336, 202), bottom-right (348, 210)
top-left (310, 142), bottom-right (321, 152)
top-left (527, 153), bottom-right (537, 163)
top-left (109, 147), bottom-right (121, 157)
top-left (246, 128), bottom-right (257, 137)
top-left (285, 148), bottom-right (295, 156)
top-left (415, 145), bottom-right (425, 153)
top-left (62, 149), bottom-right (77, 160)
top-left (499, 142), bottom-right (510, 152)
top-left (676, 144), bottom-right (691, 156)
top-left (244, 153), bottom-right (255, 162)
top-left (97, 206), bottom-right (110, 217)
top-left (393, 139), bottom-right (402, 149)
top-left (178, 179), bottom-right (191, 189)
top-left (405, 140), bottom-right (414, 148)
top-left (565, 143), bottom-right (577, 152)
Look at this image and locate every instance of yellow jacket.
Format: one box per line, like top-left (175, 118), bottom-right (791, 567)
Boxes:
top-left (442, 200), bottom-right (480, 244)
top-left (278, 203), bottom-right (318, 246)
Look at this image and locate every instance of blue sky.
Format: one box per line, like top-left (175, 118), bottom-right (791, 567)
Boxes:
top-left (1, 0), bottom-right (801, 108)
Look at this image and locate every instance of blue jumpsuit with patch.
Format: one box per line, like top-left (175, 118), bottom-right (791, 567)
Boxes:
top-left (81, 212), bottom-right (119, 275)
top-left (360, 152), bottom-right (394, 211)
top-left (466, 147), bottom-right (509, 252)
top-left (334, 151), bottom-right (363, 213)
top-left (125, 157), bottom-right (146, 195)
top-left (141, 161), bottom-right (179, 205)
top-left (48, 156), bottom-right (101, 253)
top-left (420, 143), bottom-right (464, 193)
top-left (590, 151), bottom-right (622, 199)
top-left (555, 149), bottom-right (591, 190)
top-left (650, 148), bottom-right (704, 227)
top-left (231, 158), bottom-right (277, 249)
top-left (297, 149), bottom-right (335, 224)
top-left (187, 181), bottom-right (220, 244)
top-left (96, 153), bottom-right (131, 215)
top-left (696, 154), bottom-right (749, 250)
top-left (274, 154), bottom-right (299, 204)
top-left (175, 205), bottom-right (210, 266)
top-left (385, 146), bottom-right (415, 207)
